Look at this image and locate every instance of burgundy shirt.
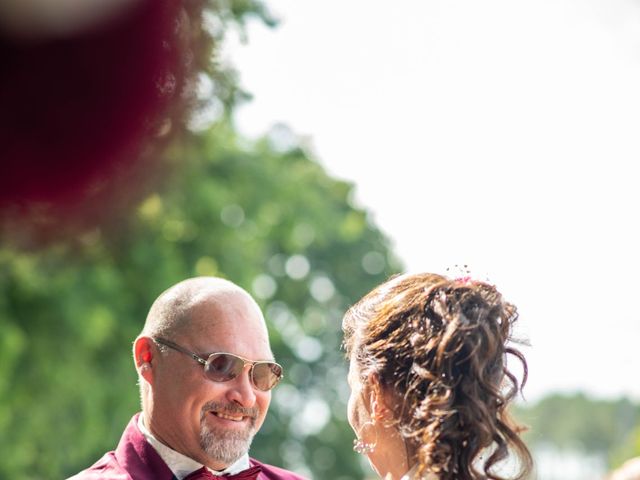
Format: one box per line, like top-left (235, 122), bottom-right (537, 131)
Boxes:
top-left (68, 414), bottom-right (308, 480)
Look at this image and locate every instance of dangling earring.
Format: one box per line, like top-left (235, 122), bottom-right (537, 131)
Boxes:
top-left (353, 420), bottom-right (377, 454)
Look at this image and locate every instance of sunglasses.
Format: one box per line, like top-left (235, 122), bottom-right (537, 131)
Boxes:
top-left (153, 337), bottom-right (283, 391)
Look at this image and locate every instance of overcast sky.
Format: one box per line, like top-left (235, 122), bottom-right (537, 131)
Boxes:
top-left (222, 0), bottom-right (640, 401)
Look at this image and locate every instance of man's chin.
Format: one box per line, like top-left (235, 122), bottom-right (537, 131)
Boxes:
top-left (200, 423), bottom-right (254, 466)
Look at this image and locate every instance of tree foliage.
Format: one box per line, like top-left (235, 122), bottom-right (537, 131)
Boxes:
top-left (0, 118), bottom-right (401, 479)
top-left (514, 392), bottom-right (640, 468)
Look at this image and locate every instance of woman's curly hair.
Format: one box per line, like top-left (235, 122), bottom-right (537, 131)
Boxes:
top-left (342, 273), bottom-right (533, 480)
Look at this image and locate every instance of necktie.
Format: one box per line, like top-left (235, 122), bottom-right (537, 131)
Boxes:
top-left (183, 465), bottom-right (262, 480)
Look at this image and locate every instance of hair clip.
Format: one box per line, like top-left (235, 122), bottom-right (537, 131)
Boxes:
top-left (445, 264), bottom-right (472, 284)
top-left (445, 265), bottom-right (491, 285)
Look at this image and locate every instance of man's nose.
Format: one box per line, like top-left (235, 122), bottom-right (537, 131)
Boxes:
top-left (226, 366), bottom-right (257, 407)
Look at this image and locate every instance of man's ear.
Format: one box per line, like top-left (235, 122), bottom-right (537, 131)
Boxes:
top-left (133, 336), bottom-right (156, 384)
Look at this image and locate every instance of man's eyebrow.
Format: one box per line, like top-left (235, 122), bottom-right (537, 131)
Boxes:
top-left (199, 350), bottom-right (278, 362)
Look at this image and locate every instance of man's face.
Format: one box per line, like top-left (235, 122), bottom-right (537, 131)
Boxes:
top-left (148, 291), bottom-right (273, 469)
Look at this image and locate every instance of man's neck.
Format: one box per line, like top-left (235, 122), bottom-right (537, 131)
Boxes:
top-left (138, 413), bottom-right (250, 479)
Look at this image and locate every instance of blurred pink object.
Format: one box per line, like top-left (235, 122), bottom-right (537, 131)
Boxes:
top-left (0, 0), bottom-right (186, 205)
top-left (0, 0), bottom-right (140, 37)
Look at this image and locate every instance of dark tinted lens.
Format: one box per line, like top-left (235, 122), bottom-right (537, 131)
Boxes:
top-left (252, 362), bottom-right (283, 391)
top-left (204, 353), bottom-right (243, 381)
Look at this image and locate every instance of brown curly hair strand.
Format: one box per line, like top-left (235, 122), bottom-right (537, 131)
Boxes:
top-left (342, 273), bottom-right (533, 480)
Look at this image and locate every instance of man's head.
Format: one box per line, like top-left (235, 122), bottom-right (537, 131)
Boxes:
top-left (133, 277), bottom-right (276, 469)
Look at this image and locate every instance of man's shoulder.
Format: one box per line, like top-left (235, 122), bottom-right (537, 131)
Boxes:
top-left (250, 458), bottom-right (309, 480)
top-left (66, 452), bottom-right (131, 480)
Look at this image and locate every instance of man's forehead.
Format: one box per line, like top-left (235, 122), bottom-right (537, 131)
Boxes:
top-left (189, 289), bottom-right (261, 319)
top-left (184, 293), bottom-right (270, 347)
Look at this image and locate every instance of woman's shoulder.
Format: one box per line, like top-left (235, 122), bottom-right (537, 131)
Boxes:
top-left (399, 465), bottom-right (439, 480)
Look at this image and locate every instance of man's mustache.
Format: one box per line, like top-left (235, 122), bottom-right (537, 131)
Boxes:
top-left (201, 401), bottom-right (259, 419)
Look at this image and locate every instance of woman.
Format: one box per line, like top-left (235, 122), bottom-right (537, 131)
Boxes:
top-left (342, 272), bottom-right (533, 480)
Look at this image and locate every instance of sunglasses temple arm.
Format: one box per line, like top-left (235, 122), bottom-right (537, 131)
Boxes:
top-left (156, 338), bottom-right (208, 365)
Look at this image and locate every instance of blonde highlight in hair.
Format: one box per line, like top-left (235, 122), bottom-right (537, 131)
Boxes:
top-left (343, 273), bottom-right (533, 480)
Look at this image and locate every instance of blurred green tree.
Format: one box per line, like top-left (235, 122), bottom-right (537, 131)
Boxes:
top-left (0, 118), bottom-right (401, 479)
top-left (514, 392), bottom-right (640, 469)
top-left (610, 424), bottom-right (640, 469)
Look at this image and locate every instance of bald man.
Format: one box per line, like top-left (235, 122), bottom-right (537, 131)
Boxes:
top-left (70, 277), bottom-right (307, 480)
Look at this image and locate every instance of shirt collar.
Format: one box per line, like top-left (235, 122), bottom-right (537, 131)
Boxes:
top-left (138, 414), bottom-right (250, 479)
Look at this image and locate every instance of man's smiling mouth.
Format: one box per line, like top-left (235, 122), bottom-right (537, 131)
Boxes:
top-left (202, 401), bottom-right (258, 426)
top-left (212, 411), bottom-right (245, 422)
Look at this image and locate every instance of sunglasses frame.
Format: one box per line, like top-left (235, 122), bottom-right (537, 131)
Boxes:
top-left (153, 337), bottom-right (283, 391)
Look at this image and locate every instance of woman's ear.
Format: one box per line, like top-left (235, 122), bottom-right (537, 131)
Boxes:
top-left (367, 373), bottom-right (393, 422)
